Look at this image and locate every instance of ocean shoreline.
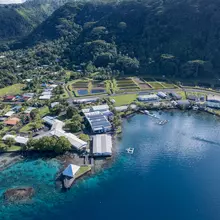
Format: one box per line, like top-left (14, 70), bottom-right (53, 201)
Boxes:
top-left (0, 109), bottom-right (219, 189)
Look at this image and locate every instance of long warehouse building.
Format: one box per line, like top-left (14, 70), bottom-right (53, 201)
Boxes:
top-left (93, 134), bottom-right (112, 157)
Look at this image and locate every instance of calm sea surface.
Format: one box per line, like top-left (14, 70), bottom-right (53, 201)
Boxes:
top-left (0, 111), bottom-right (220, 220)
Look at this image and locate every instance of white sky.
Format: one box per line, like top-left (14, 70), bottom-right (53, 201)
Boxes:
top-left (0, 0), bottom-right (26, 4)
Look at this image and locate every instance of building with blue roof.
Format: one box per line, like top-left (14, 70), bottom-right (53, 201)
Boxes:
top-left (85, 112), bottom-right (112, 134)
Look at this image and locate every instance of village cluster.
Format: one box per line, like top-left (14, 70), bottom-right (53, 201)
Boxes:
top-left (0, 79), bottom-right (220, 186)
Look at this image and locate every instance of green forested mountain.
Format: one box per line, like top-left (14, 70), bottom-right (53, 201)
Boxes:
top-left (1, 0), bottom-right (220, 87)
top-left (0, 0), bottom-right (69, 41)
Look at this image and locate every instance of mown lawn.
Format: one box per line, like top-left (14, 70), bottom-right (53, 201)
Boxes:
top-left (20, 123), bottom-right (33, 133)
top-left (39, 106), bottom-right (50, 117)
top-left (75, 166), bottom-right (91, 178)
top-left (112, 94), bottom-right (137, 106)
top-left (0, 84), bottom-right (24, 96)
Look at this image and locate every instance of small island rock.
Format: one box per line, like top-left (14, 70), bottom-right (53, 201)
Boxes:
top-left (4, 187), bottom-right (35, 203)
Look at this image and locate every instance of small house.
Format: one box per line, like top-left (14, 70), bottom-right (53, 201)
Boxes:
top-left (51, 102), bottom-right (60, 108)
top-left (4, 111), bottom-right (15, 117)
top-left (11, 105), bottom-right (22, 113)
top-left (4, 95), bottom-right (15, 102)
top-left (2, 134), bottom-right (29, 145)
top-left (4, 117), bottom-right (20, 126)
top-left (24, 107), bottom-right (36, 114)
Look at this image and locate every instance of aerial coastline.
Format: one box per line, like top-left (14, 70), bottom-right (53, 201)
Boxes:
top-left (0, 76), bottom-right (220, 201)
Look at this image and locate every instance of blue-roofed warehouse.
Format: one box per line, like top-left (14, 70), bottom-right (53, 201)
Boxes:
top-left (85, 112), bottom-right (112, 134)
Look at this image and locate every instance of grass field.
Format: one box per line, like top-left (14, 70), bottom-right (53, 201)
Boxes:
top-left (0, 84), bottom-right (24, 96)
top-left (112, 94), bottom-right (137, 106)
top-left (0, 141), bottom-right (22, 152)
top-left (176, 91), bottom-right (187, 99)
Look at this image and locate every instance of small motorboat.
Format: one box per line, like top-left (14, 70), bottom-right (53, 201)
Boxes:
top-left (126, 148), bottom-right (134, 154)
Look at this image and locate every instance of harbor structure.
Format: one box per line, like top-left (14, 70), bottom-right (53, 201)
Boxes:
top-left (62, 164), bottom-right (80, 178)
top-left (92, 134), bottom-right (112, 156)
top-left (137, 94), bottom-right (159, 102)
top-left (84, 112), bottom-right (112, 133)
top-left (62, 164), bottom-right (81, 189)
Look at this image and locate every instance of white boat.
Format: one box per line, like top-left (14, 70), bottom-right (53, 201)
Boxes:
top-left (193, 106), bottom-right (199, 111)
top-left (126, 148), bottom-right (134, 154)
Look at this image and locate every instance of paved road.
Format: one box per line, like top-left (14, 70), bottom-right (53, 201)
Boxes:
top-left (66, 87), bottom-right (220, 101)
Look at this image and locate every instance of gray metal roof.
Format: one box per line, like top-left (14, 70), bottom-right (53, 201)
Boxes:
top-left (93, 134), bottom-right (112, 155)
top-left (85, 112), bottom-right (111, 132)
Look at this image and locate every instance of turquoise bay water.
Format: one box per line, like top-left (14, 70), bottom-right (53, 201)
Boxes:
top-left (0, 111), bottom-right (220, 220)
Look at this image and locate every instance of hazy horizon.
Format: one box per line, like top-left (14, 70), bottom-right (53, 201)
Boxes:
top-left (0, 0), bottom-right (26, 4)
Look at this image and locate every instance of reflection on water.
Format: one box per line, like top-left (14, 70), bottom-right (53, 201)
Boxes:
top-left (0, 111), bottom-right (220, 220)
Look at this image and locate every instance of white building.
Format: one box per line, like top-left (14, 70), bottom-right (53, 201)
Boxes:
top-left (2, 134), bottom-right (29, 145)
top-left (157, 92), bottom-right (167, 99)
top-left (39, 95), bottom-right (52, 100)
top-left (62, 164), bottom-right (80, 178)
top-left (35, 119), bottom-right (87, 150)
top-left (4, 111), bottom-right (15, 117)
top-left (73, 97), bottom-right (99, 104)
top-left (91, 104), bottom-right (109, 112)
top-left (207, 94), bottom-right (220, 103)
top-left (51, 102), bottom-right (60, 108)
top-left (137, 94), bottom-right (159, 102)
top-left (24, 107), bottom-right (36, 114)
top-left (93, 134), bottom-right (112, 156)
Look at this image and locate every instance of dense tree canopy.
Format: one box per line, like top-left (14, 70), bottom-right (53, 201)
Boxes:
top-left (0, 0), bottom-right (220, 87)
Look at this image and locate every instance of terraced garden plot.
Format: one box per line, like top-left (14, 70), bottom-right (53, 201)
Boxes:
top-left (180, 81), bottom-right (196, 87)
top-left (117, 78), bottom-right (139, 90)
top-left (154, 78), bottom-right (168, 82)
top-left (133, 77), bottom-right (152, 89)
top-left (160, 82), bottom-right (177, 88)
top-left (147, 81), bottom-right (164, 89)
top-left (91, 80), bottom-right (106, 94)
top-left (72, 81), bottom-right (89, 88)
